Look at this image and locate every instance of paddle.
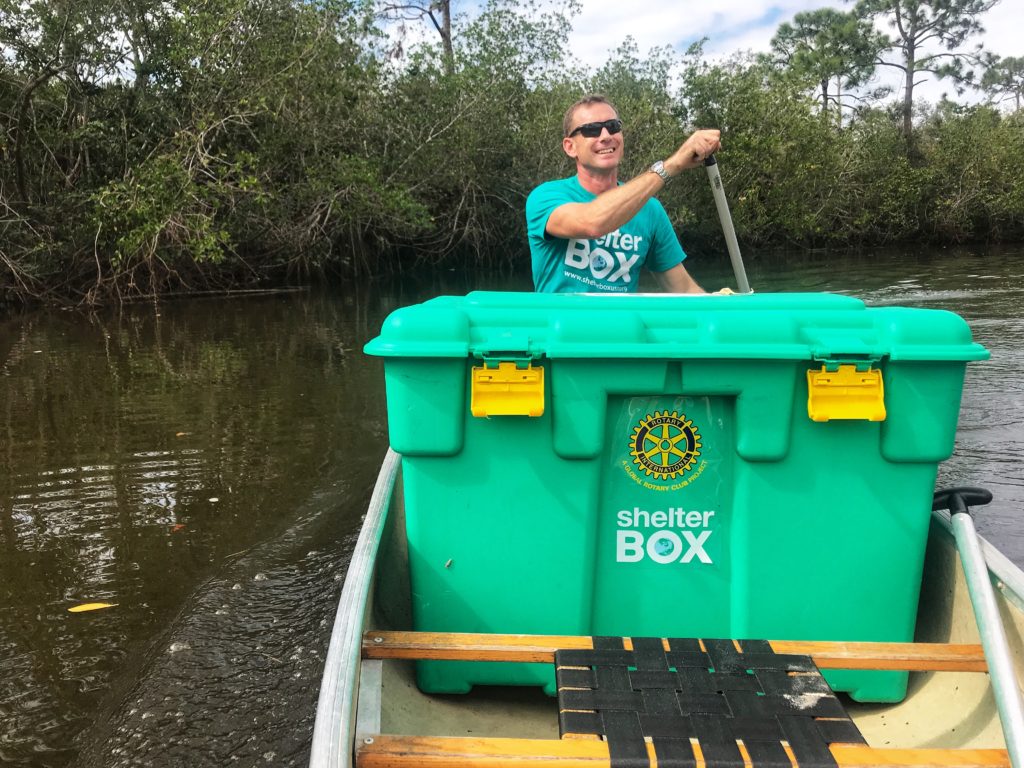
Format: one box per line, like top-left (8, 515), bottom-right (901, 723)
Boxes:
top-left (703, 155), bottom-right (752, 294)
top-left (933, 487), bottom-right (1024, 767)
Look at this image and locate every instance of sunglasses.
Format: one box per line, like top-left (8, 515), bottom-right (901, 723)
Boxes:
top-left (568, 118), bottom-right (623, 138)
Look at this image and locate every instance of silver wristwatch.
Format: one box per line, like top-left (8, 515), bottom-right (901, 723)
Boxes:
top-left (650, 160), bottom-right (670, 183)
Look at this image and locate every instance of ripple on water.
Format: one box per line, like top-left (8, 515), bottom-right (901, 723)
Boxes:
top-left (77, 524), bottom-right (354, 768)
top-left (1, 293), bottom-right (388, 766)
top-left (3, 260), bottom-right (1024, 766)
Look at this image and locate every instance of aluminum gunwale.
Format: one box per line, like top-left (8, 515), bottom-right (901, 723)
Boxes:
top-left (949, 511), bottom-right (1024, 767)
top-left (932, 508), bottom-right (1024, 612)
top-left (309, 448), bottom-right (400, 768)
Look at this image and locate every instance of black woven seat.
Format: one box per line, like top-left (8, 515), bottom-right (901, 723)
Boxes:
top-left (556, 637), bottom-right (866, 768)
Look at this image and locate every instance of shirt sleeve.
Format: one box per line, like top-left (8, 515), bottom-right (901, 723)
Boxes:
top-left (645, 199), bottom-right (687, 273)
top-left (525, 181), bottom-right (569, 242)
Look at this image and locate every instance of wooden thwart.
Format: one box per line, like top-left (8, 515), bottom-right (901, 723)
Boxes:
top-left (355, 735), bottom-right (1009, 768)
top-left (361, 631), bottom-right (988, 672)
top-left (356, 632), bottom-right (1003, 768)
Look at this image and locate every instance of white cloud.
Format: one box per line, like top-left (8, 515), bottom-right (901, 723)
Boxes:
top-left (566, 0), bottom-right (1020, 105)
top-left (568, 0), bottom-right (844, 60)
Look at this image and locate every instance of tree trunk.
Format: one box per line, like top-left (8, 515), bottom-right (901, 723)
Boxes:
top-left (834, 77), bottom-right (843, 129)
top-left (433, 0), bottom-right (453, 76)
top-left (903, 47), bottom-right (916, 137)
top-left (13, 68), bottom-right (58, 203)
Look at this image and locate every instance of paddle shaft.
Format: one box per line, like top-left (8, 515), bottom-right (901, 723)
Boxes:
top-left (703, 155), bottom-right (751, 294)
top-left (951, 508), bottom-right (1024, 767)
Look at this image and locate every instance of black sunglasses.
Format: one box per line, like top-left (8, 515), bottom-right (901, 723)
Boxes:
top-left (568, 118), bottom-right (623, 138)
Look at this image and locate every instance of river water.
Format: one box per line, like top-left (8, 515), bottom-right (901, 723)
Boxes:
top-left (0, 246), bottom-right (1022, 766)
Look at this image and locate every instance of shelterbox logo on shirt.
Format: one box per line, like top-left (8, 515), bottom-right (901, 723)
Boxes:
top-left (564, 229), bottom-right (642, 283)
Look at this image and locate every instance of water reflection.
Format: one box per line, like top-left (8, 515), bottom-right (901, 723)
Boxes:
top-left (0, 292), bottom-right (394, 766)
top-left (1, 248), bottom-right (1023, 766)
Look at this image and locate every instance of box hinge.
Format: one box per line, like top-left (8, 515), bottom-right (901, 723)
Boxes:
top-left (471, 359), bottom-right (544, 417)
top-left (807, 363), bottom-right (886, 422)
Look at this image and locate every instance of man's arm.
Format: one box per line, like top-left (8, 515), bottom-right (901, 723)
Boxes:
top-left (546, 171), bottom-right (663, 239)
top-left (545, 129), bottom-right (721, 240)
top-left (654, 263), bottom-right (705, 294)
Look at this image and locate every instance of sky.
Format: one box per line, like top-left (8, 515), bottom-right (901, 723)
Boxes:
top-left (567, 0), bottom-right (1021, 104)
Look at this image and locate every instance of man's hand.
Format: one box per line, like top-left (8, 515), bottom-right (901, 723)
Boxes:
top-left (664, 129), bottom-right (721, 176)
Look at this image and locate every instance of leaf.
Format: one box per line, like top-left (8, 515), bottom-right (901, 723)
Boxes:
top-left (68, 602), bottom-right (119, 613)
top-left (171, 524), bottom-right (186, 533)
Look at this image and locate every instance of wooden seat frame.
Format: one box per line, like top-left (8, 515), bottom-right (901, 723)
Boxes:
top-left (354, 631), bottom-right (1008, 768)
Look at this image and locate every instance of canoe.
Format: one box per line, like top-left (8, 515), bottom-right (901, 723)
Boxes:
top-left (311, 292), bottom-right (1020, 768)
top-left (309, 447), bottom-right (1024, 768)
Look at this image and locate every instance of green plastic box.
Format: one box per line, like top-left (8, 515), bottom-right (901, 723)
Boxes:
top-left (364, 291), bottom-right (988, 702)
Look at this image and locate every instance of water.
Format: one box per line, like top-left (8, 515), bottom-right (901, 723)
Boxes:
top-left (0, 291), bottom-right (394, 767)
top-left (0, 247), bottom-right (1022, 766)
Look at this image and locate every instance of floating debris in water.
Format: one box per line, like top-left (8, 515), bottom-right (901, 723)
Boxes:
top-left (68, 602), bottom-right (118, 613)
top-left (168, 642), bottom-right (191, 653)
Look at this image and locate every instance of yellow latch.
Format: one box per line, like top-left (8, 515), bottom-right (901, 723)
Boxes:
top-left (807, 364), bottom-right (886, 422)
top-left (471, 362), bottom-right (544, 417)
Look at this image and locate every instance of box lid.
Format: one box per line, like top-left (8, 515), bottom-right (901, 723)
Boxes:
top-left (363, 291), bottom-right (989, 363)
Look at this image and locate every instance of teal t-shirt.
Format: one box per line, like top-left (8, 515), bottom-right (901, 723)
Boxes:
top-left (526, 176), bottom-right (686, 293)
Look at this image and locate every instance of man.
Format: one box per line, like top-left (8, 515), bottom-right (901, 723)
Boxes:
top-left (526, 95), bottom-right (721, 294)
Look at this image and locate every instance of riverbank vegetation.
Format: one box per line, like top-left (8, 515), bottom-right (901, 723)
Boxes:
top-left (1, 0), bottom-right (1021, 304)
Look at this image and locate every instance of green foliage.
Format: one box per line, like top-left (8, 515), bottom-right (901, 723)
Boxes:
top-left (853, 0), bottom-right (1000, 136)
top-left (673, 50), bottom-right (846, 247)
top-left (770, 9), bottom-right (885, 120)
top-left (982, 56), bottom-right (1024, 110)
top-left (0, 0), bottom-right (1020, 304)
top-left (363, 0), bottom-right (579, 263)
top-left (917, 103), bottom-right (1024, 241)
top-left (92, 152), bottom-right (229, 270)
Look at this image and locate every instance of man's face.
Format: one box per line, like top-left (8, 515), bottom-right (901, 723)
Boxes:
top-left (562, 102), bottom-right (623, 174)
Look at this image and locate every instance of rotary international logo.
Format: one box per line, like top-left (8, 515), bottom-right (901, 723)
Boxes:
top-left (628, 411), bottom-right (702, 481)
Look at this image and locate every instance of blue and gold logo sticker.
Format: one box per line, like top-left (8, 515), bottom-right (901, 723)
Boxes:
top-left (628, 411), bottom-right (702, 481)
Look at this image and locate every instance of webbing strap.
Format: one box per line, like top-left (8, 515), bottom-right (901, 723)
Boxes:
top-left (556, 637), bottom-right (865, 768)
